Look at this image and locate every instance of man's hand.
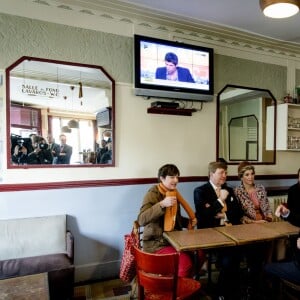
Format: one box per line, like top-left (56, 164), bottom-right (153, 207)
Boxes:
top-left (219, 189), bottom-right (229, 203)
top-left (275, 204), bottom-right (289, 217)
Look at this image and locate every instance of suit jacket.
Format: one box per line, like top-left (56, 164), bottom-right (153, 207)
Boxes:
top-left (194, 182), bottom-right (243, 229)
top-left (56, 144), bottom-right (72, 164)
top-left (155, 66), bottom-right (195, 83)
top-left (286, 182), bottom-right (300, 227)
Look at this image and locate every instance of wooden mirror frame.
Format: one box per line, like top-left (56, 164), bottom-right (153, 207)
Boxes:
top-left (6, 56), bottom-right (115, 168)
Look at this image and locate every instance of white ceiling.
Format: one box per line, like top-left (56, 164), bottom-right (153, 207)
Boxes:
top-left (115, 0), bottom-right (300, 44)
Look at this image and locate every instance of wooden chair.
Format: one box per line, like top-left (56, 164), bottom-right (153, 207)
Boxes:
top-left (133, 220), bottom-right (143, 249)
top-left (133, 245), bottom-right (201, 300)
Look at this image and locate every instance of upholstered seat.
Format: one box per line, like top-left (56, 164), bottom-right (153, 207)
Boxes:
top-left (133, 246), bottom-right (201, 300)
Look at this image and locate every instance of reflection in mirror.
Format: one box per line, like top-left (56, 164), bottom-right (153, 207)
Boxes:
top-left (229, 115), bottom-right (258, 161)
top-left (217, 85), bottom-right (276, 164)
top-left (6, 56), bottom-right (115, 168)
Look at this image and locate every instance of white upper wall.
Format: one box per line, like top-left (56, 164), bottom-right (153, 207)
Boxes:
top-left (0, 0), bottom-right (299, 184)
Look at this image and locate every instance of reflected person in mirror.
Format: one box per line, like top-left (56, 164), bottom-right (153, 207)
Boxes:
top-left (56, 134), bottom-right (72, 164)
top-left (155, 52), bottom-right (195, 83)
top-left (47, 134), bottom-right (60, 164)
top-left (27, 135), bottom-right (53, 164)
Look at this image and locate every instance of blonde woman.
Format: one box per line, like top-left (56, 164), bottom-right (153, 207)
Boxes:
top-left (234, 161), bottom-right (273, 297)
top-left (234, 161), bottom-right (273, 223)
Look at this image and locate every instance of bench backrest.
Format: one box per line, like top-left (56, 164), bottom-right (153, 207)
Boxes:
top-left (0, 215), bottom-right (67, 260)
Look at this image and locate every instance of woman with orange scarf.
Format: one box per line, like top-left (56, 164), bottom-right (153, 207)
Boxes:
top-left (137, 164), bottom-right (205, 278)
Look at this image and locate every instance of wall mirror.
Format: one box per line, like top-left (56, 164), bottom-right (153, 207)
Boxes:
top-left (217, 84), bottom-right (276, 164)
top-left (6, 56), bottom-right (115, 168)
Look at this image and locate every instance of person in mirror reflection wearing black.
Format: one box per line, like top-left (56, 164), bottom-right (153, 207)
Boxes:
top-left (56, 134), bottom-right (72, 164)
top-left (96, 139), bottom-right (107, 163)
top-left (27, 135), bottom-right (53, 164)
top-left (47, 134), bottom-right (60, 164)
top-left (155, 52), bottom-right (195, 83)
top-left (194, 161), bottom-right (244, 300)
top-left (12, 143), bottom-right (28, 165)
top-left (99, 141), bottom-right (112, 164)
top-left (98, 130), bottom-right (112, 164)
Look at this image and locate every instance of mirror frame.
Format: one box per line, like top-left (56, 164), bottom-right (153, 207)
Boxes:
top-left (6, 56), bottom-right (115, 169)
top-left (216, 84), bottom-right (276, 165)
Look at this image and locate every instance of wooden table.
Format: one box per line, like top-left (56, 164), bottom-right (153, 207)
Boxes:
top-left (0, 273), bottom-right (49, 300)
top-left (261, 221), bottom-right (299, 237)
top-left (163, 228), bottom-right (236, 252)
top-left (164, 228), bottom-right (236, 283)
top-left (214, 223), bottom-right (284, 245)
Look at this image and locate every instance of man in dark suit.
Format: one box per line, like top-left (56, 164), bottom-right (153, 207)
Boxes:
top-left (56, 134), bottom-right (72, 164)
top-left (275, 167), bottom-right (300, 226)
top-left (194, 161), bottom-right (244, 299)
top-left (47, 134), bottom-right (60, 164)
top-left (155, 52), bottom-right (195, 83)
top-left (194, 161), bottom-right (243, 228)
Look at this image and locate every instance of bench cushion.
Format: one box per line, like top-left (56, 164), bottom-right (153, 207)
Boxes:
top-left (0, 253), bottom-right (71, 279)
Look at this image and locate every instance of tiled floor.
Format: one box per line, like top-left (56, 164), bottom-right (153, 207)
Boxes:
top-left (73, 278), bottom-right (132, 300)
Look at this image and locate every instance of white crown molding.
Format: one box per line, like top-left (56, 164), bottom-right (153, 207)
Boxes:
top-left (2, 0), bottom-right (300, 62)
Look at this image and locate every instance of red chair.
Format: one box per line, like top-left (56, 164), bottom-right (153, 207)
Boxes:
top-left (133, 245), bottom-right (201, 300)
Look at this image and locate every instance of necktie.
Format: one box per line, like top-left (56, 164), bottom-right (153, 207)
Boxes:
top-left (216, 187), bottom-right (221, 198)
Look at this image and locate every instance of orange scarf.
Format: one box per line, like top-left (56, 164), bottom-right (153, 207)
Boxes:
top-left (157, 183), bottom-right (196, 232)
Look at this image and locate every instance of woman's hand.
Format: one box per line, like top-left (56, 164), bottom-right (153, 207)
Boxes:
top-left (253, 219), bottom-right (267, 223)
top-left (191, 217), bottom-right (197, 227)
top-left (160, 196), bottom-right (177, 208)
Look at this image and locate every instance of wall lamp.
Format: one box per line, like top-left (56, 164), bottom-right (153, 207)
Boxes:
top-left (260, 0), bottom-right (300, 18)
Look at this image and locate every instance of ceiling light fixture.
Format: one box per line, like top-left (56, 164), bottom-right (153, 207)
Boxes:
top-left (260, 0), bottom-right (300, 18)
top-left (61, 125), bottom-right (72, 133)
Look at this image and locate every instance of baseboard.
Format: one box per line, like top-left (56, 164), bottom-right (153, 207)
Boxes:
top-left (74, 261), bottom-right (120, 283)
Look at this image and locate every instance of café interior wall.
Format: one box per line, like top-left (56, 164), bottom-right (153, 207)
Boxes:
top-left (0, 12), bottom-right (299, 184)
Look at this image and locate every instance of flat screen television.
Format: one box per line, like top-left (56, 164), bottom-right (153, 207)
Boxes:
top-left (134, 34), bottom-right (214, 102)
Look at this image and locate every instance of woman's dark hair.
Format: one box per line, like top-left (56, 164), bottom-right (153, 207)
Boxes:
top-left (158, 164), bottom-right (180, 181)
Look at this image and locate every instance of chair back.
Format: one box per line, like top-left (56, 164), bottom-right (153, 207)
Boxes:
top-left (133, 220), bottom-right (143, 249)
top-left (133, 245), bottom-right (179, 300)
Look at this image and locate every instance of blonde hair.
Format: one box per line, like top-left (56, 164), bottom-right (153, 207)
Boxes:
top-left (238, 161), bottom-right (255, 179)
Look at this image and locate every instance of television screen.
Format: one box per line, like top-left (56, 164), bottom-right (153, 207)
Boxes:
top-left (134, 35), bottom-right (214, 102)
